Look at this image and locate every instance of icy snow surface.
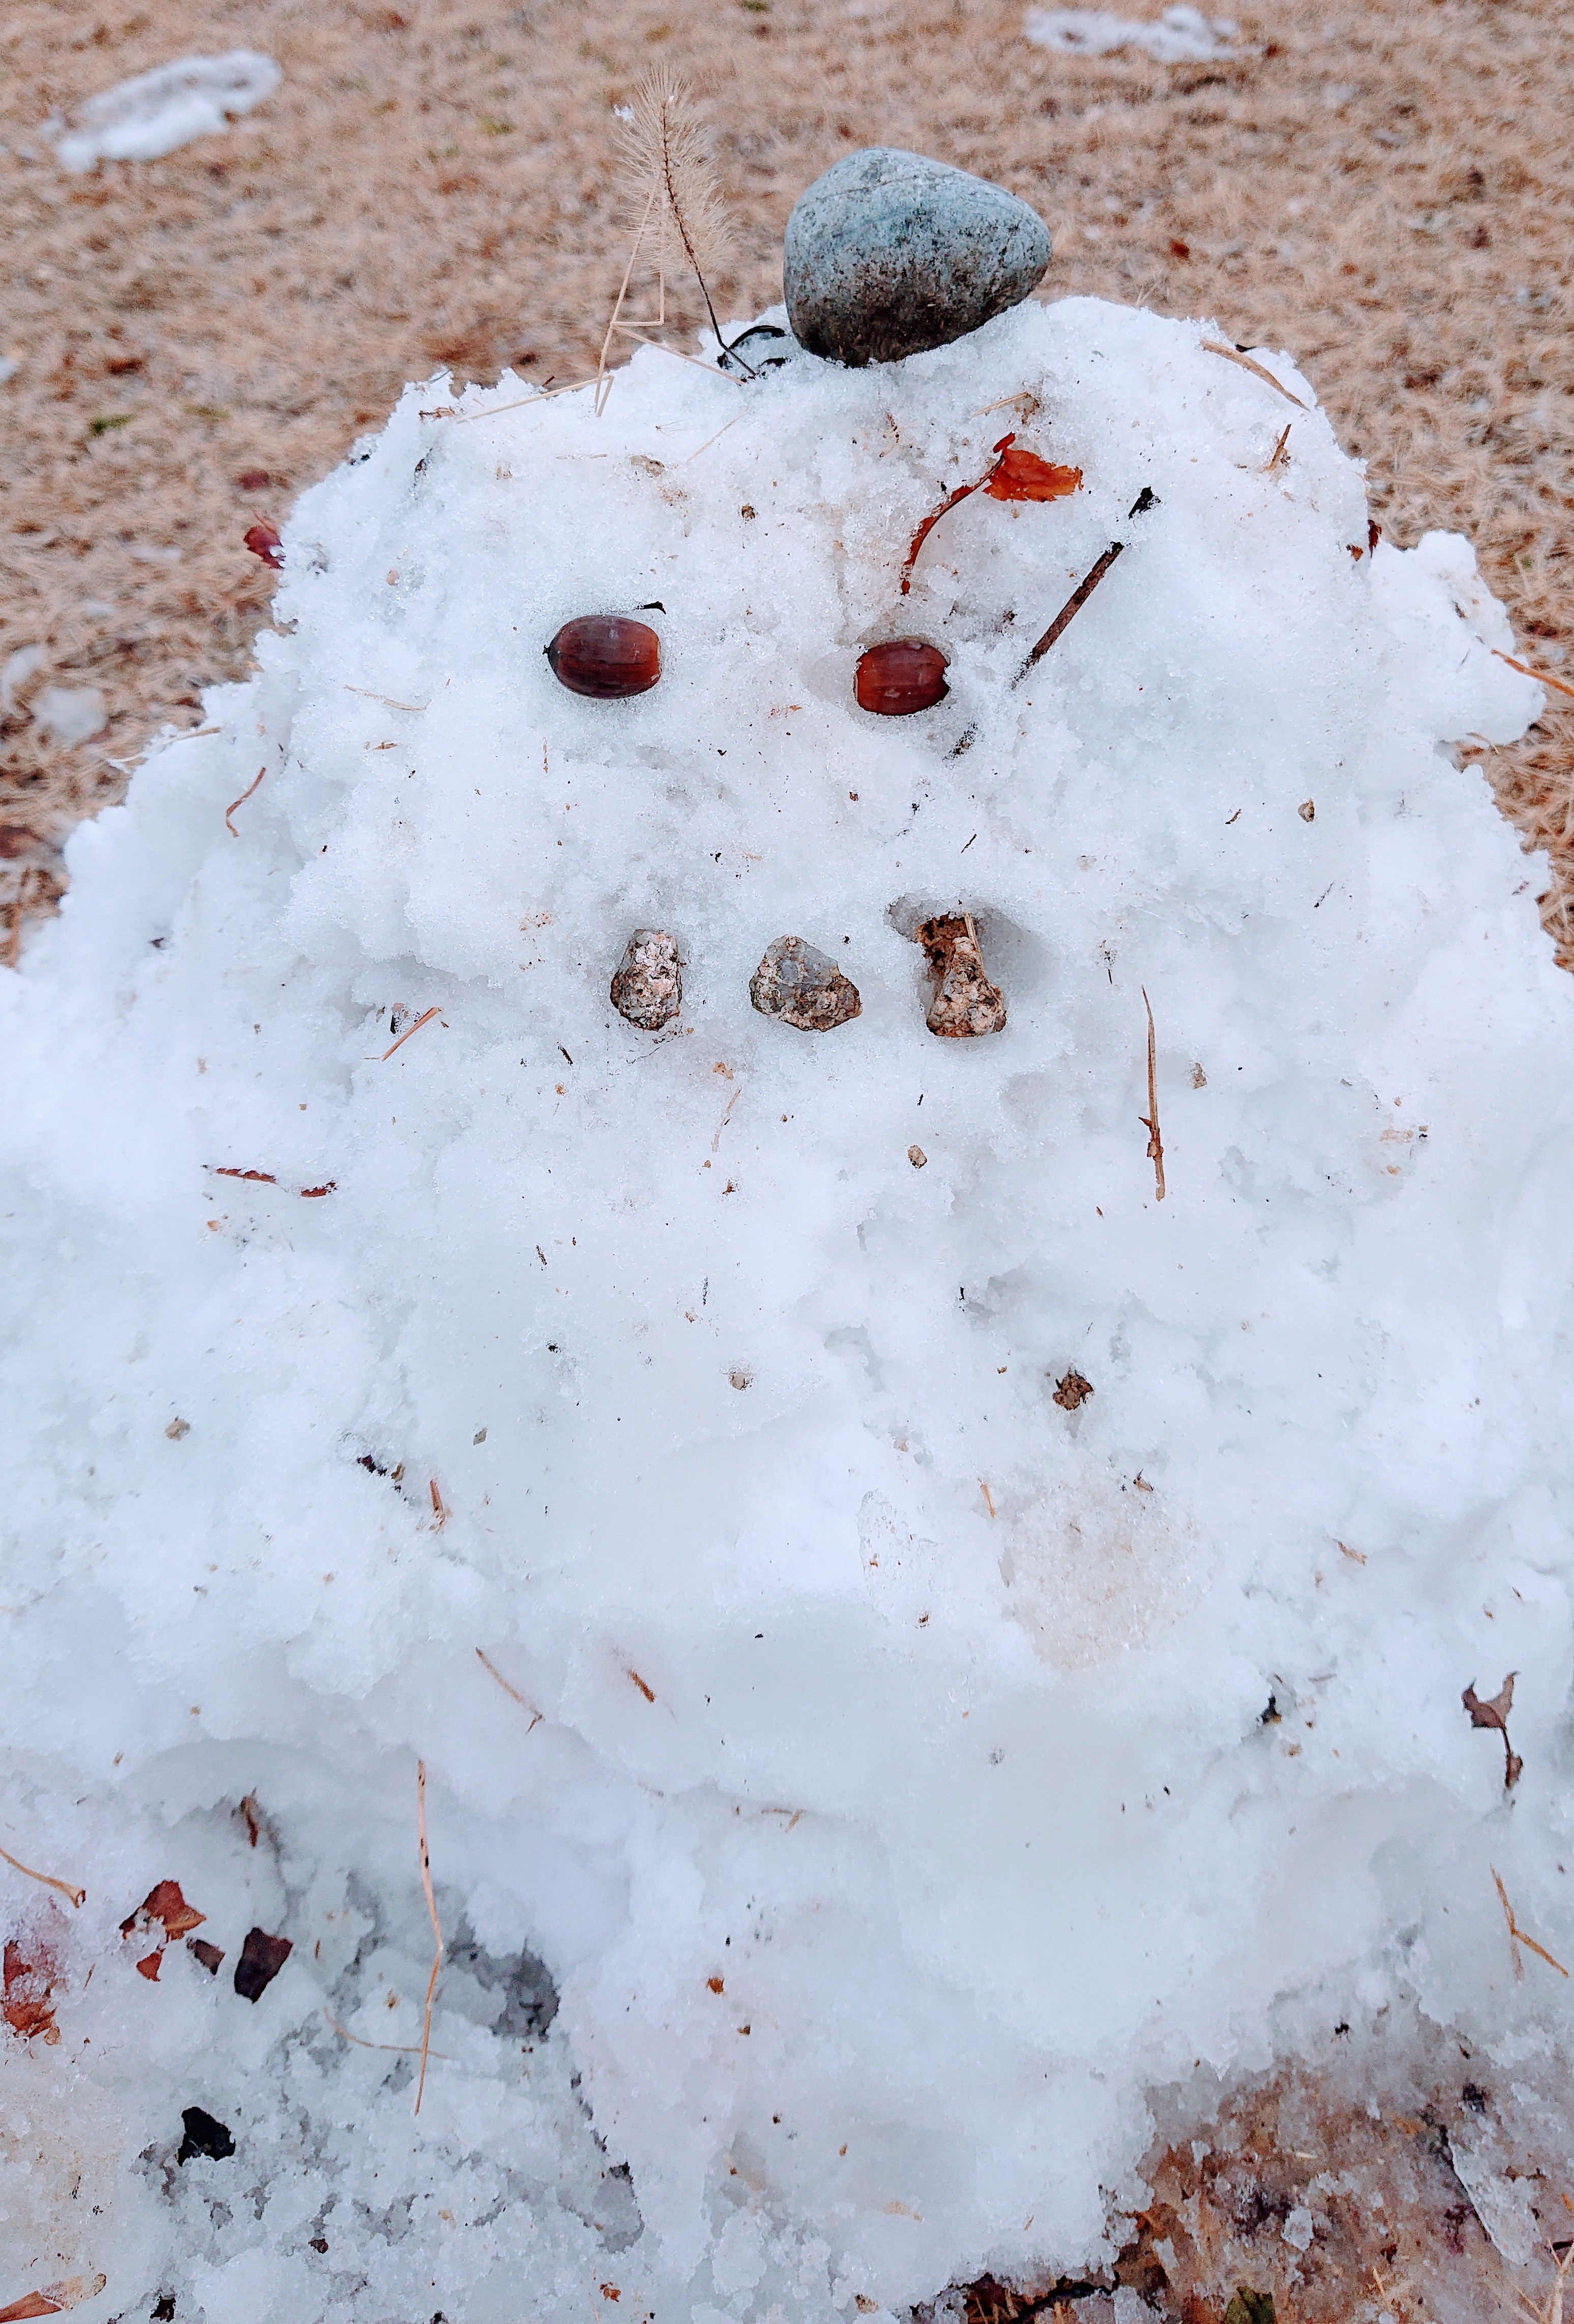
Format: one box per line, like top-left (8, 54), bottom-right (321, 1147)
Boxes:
top-left (52, 52), bottom-right (281, 173)
top-left (2, 294), bottom-right (1572, 2323)
top-left (1023, 6), bottom-right (1238, 63)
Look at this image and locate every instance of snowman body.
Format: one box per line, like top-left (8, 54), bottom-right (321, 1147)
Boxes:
top-left (2, 296), bottom-right (1570, 2318)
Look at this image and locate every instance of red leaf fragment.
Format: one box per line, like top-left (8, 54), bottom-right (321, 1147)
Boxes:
top-left (900, 432), bottom-right (1082, 593)
top-left (136, 1950), bottom-right (162, 1982)
top-left (982, 447), bottom-right (1083, 504)
top-left (244, 520), bottom-right (283, 569)
top-left (2, 1940), bottom-right (60, 2045)
top-left (299, 1182), bottom-right (337, 1198)
top-left (120, 1878), bottom-right (206, 1942)
top-left (0, 2295), bottom-right (67, 2321)
top-left (213, 1167), bottom-right (278, 1184)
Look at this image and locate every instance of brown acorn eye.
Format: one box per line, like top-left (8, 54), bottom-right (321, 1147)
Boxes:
top-left (855, 638), bottom-right (949, 717)
top-left (546, 615), bottom-right (661, 700)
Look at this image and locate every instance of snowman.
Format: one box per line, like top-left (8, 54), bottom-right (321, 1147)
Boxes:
top-left (1, 131), bottom-right (1571, 2324)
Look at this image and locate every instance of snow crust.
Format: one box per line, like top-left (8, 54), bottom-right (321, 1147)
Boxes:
top-left (52, 52), bottom-right (281, 173)
top-left (2, 294), bottom-right (1572, 2323)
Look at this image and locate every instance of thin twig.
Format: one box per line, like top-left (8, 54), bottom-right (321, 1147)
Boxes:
top-left (381, 1005), bottom-right (442, 1062)
top-left (0, 1841), bottom-right (85, 1911)
top-left (414, 1761), bottom-right (443, 2113)
top-left (1493, 1865), bottom-right (1569, 1981)
top-left (343, 684), bottom-right (428, 711)
top-left (323, 2006), bottom-right (452, 2060)
top-left (475, 1647), bottom-right (544, 1731)
top-left (1494, 648), bottom-right (1574, 703)
top-left (1201, 339), bottom-right (1308, 409)
top-left (1013, 543), bottom-right (1124, 684)
top-left (978, 1479), bottom-right (996, 1518)
top-left (224, 767), bottom-right (265, 836)
top-left (1265, 423), bottom-right (1292, 470)
top-left (1140, 988), bottom-right (1166, 1201)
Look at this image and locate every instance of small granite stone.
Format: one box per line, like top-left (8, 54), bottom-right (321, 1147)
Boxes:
top-left (918, 914), bottom-right (1007, 1038)
top-left (750, 936), bottom-right (861, 1032)
top-left (783, 148), bottom-right (1051, 368)
top-left (611, 928), bottom-right (682, 1031)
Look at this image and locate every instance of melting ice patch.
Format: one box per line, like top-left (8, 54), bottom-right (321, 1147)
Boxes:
top-left (1024, 5), bottom-right (1240, 59)
top-left (52, 51), bottom-right (281, 172)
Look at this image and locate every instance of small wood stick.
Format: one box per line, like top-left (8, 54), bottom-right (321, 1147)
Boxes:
top-left (381, 1005), bottom-right (442, 1062)
top-left (1265, 423), bottom-right (1292, 470)
top-left (475, 1647), bottom-right (544, 1731)
top-left (1013, 542), bottom-right (1125, 684)
top-left (1140, 988), bottom-right (1166, 1202)
top-left (414, 1760), bottom-right (443, 2113)
top-left (0, 1841), bottom-right (85, 1910)
top-left (224, 767), bottom-right (266, 836)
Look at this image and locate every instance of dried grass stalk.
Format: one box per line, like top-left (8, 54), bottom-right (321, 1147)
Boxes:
top-left (0, 1841), bottom-right (85, 1911)
top-left (414, 1759), bottom-right (443, 2112)
top-left (596, 69), bottom-right (735, 412)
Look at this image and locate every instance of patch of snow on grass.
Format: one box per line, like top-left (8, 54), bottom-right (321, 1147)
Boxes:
top-left (1024, 5), bottom-right (1239, 60)
top-left (52, 51), bottom-right (281, 172)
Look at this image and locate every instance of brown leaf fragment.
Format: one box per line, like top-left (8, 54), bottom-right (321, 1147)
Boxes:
top-left (234, 1926), bottom-right (292, 2002)
top-left (188, 1938), bottom-right (225, 1975)
top-left (2, 1940), bottom-right (60, 2044)
top-left (1053, 1371), bottom-right (1094, 1412)
top-left (1464, 1673), bottom-right (1523, 1787)
top-left (135, 1950), bottom-right (162, 1982)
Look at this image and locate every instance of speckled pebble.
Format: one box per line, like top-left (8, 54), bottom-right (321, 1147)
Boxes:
top-left (783, 147), bottom-right (1051, 368)
top-left (750, 936), bottom-right (861, 1032)
top-left (610, 928), bottom-right (682, 1031)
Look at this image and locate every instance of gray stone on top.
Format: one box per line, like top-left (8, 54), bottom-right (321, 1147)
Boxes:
top-left (783, 148), bottom-right (1051, 369)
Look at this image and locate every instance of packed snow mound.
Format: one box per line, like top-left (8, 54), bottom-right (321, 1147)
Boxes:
top-left (2, 294), bottom-right (1571, 2324)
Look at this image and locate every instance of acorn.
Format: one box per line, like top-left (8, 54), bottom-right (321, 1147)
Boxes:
top-left (855, 638), bottom-right (949, 717)
top-left (546, 615), bottom-right (661, 700)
